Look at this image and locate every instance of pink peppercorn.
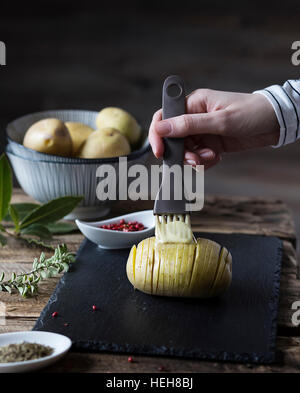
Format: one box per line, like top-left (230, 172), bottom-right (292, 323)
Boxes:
top-left (100, 219), bottom-right (146, 232)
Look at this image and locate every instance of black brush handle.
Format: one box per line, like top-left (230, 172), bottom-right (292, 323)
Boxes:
top-left (162, 75), bottom-right (186, 166)
top-left (153, 75), bottom-right (187, 215)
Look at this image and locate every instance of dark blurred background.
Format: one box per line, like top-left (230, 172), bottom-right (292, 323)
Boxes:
top-left (1, 0), bottom-right (300, 248)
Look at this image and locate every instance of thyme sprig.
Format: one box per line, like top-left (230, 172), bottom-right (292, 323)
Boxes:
top-left (0, 244), bottom-right (75, 297)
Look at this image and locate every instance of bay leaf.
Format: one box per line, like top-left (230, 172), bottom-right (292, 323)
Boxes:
top-left (20, 196), bottom-right (83, 229)
top-left (21, 224), bottom-right (53, 240)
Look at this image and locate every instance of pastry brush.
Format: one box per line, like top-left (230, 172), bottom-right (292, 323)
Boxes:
top-left (153, 75), bottom-right (195, 244)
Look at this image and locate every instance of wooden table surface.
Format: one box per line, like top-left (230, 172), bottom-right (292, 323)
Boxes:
top-left (0, 189), bottom-right (300, 373)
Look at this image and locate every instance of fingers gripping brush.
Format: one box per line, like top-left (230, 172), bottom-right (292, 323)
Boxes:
top-left (154, 75), bottom-right (195, 244)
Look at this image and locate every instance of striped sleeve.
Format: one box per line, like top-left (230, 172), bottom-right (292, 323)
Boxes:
top-left (253, 79), bottom-right (300, 147)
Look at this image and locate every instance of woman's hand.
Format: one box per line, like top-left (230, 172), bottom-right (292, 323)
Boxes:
top-left (149, 89), bottom-right (280, 169)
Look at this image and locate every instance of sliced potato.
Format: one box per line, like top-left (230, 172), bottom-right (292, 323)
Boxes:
top-left (126, 237), bottom-right (232, 298)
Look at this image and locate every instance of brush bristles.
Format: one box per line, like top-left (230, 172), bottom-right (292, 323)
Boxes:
top-left (155, 213), bottom-right (195, 244)
top-left (155, 214), bottom-right (190, 226)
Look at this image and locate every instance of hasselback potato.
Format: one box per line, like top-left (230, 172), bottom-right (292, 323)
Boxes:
top-left (126, 237), bottom-right (232, 298)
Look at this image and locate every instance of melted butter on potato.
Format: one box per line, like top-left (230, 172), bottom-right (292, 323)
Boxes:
top-left (126, 237), bottom-right (232, 298)
top-left (23, 118), bottom-right (73, 157)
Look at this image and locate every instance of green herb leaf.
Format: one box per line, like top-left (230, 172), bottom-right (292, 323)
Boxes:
top-left (21, 224), bottom-right (52, 240)
top-left (40, 270), bottom-right (47, 279)
top-left (47, 267), bottom-right (57, 277)
top-left (8, 205), bottom-right (20, 232)
top-left (22, 286), bottom-right (28, 297)
top-left (0, 233), bottom-right (7, 246)
top-left (0, 244), bottom-right (75, 297)
top-left (0, 154), bottom-right (13, 221)
top-left (62, 263), bottom-right (69, 272)
top-left (32, 258), bottom-right (38, 269)
top-left (4, 285), bottom-right (11, 294)
top-left (46, 221), bottom-right (78, 234)
top-left (4, 203), bottom-right (40, 222)
top-left (0, 223), bottom-right (5, 232)
top-left (20, 196), bottom-right (83, 229)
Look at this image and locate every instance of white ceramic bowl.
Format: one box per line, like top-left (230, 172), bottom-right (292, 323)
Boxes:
top-left (76, 210), bottom-right (155, 249)
top-left (6, 110), bottom-right (150, 219)
top-left (0, 331), bottom-right (71, 373)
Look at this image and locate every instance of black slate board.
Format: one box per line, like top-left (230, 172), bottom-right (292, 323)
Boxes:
top-left (33, 233), bottom-right (282, 364)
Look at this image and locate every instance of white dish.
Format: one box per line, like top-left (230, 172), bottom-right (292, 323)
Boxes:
top-left (76, 210), bottom-right (155, 249)
top-left (0, 331), bottom-right (71, 373)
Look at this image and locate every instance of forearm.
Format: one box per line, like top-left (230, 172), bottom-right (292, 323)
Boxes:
top-left (253, 79), bottom-right (300, 147)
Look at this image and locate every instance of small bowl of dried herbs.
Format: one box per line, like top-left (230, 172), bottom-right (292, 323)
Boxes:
top-left (0, 331), bottom-right (71, 373)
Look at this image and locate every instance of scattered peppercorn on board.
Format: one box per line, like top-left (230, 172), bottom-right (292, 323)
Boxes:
top-left (33, 232), bottom-right (282, 364)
